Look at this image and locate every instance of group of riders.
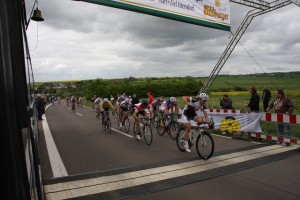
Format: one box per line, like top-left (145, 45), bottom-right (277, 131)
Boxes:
top-left (89, 91), bottom-right (211, 152)
top-left (64, 96), bottom-right (85, 108)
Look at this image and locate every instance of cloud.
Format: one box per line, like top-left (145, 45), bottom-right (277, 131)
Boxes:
top-left (26, 0), bottom-right (300, 81)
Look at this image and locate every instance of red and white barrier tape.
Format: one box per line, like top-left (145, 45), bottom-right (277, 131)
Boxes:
top-left (205, 109), bottom-right (300, 125)
top-left (261, 112), bottom-right (300, 125)
top-left (250, 133), bottom-right (299, 144)
top-left (207, 109), bottom-right (243, 114)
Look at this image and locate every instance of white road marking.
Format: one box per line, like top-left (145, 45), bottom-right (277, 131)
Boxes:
top-left (43, 104), bottom-right (68, 178)
top-left (44, 145), bottom-right (298, 200)
top-left (111, 128), bottom-right (133, 138)
top-left (76, 112), bottom-right (83, 117)
top-left (212, 134), bottom-right (262, 144)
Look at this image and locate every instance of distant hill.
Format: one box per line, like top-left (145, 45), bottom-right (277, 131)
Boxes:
top-left (35, 71), bottom-right (300, 97)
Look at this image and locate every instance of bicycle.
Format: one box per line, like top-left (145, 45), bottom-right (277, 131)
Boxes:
top-left (150, 110), bottom-right (162, 128)
top-left (118, 110), bottom-right (130, 133)
top-left (95, 105), bottom-right (101, 119)
top-left (102, 111), bottom-right (112, 134)
top-left (176, 123), bottom-right (214, 160)
top-left (157, 113), bottom-right (179, 140)
top-left (71, 101), bottom-right (76, 112)
top-left (134, 116), bottom-right (153, 145)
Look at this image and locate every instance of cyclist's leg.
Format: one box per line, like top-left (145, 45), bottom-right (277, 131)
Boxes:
top-left (149, 104), bottom-right (154, 119)
top-left (194, 115), bottom-right (204, 125)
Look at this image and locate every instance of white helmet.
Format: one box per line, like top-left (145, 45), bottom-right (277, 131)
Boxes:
top-left (198, 93), bottom-right (209, 101)
top-left (125, 98), bottom-right (129, 103)
top-left (170, 97), bottom-right (177, 102)
top-left (103, 98), bottom-right (108, 102)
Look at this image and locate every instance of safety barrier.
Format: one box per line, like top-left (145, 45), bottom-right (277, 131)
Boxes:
top-left (205, 109), bottom-right (300, 144)
top-left (207, 109), bottom-right (243, 114)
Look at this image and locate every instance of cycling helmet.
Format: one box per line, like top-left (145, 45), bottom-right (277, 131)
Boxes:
top-left (103, 98), bottom-right (108, 102)
top-left (124, 98), bottom-right (129, 103)
top-left (157, 97), bottom-right (162, 102)
top-left (198, 93), bottom-right (209, 101)
top-left (111, 98), bottom-right (114, 101)
top-left (141, 99), bottom-right (148, 106)
top-left (170, 97), bottom-right (177, 102)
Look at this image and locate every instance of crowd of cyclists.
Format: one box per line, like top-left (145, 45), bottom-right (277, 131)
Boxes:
top-left (83, 91), bottom-right (212, 153)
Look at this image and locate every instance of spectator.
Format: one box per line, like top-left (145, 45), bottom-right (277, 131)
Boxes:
top-left (36, 93), bottom-right (45, 120)
top-left (267, 89), bottom-right (294, 145)
top-left (262, 86), bottom-right (271, 112)
top-left (220, 94), bottom-right (233, 109)
top-left (244, 86), bottom-right (260, 112)
top-left (147, 91), bottom-right (154, 105)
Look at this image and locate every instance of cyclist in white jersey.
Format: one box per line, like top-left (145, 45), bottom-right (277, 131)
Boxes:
top-left (181, 93), bottom-right (210, 152)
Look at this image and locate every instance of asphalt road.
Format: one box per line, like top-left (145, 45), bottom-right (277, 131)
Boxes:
top-left (38, 102), bottom-right (300, 200)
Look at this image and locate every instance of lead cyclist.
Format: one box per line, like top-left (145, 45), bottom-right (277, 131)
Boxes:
top-left (181, 93), bottom-right (210, 152)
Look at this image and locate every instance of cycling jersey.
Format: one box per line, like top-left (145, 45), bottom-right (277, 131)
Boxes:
top-left (151, 100), bottom-right (161, 110)
top-left (100, 101), bottom-right (113, 111)
top-left (94, 98), bottom-right (101, 105)
top-left (184, 97), bottom-right (207, 121)
top-left (135, 104), bottom-right (150, 115)
top-left (120, 101), bottom-right (130, 111)
top-left (118, 96), bottom-right (125, 103)
top-left (165, 100), bottom-right (177, 110)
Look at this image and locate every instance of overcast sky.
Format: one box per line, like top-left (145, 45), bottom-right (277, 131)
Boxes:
top-left (26, 0), bottom-right (300, 82)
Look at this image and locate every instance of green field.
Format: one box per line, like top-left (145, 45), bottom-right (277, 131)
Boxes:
top-left (43, 71), bottom-right (300, 139)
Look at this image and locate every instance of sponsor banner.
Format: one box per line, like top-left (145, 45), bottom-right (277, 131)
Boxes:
top-left (178, 111), bottom-right (263, 133)
top-left (82, 0), bottom-right (231, 31)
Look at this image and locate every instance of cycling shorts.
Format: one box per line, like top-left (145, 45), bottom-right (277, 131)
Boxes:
top-left (183, 105), bottom-right (197, 121)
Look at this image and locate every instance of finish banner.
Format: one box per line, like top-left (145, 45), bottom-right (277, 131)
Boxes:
top-left (81, 0), bottom-right (231, 31)
top-left (178, 112), bottom-right (263, 133)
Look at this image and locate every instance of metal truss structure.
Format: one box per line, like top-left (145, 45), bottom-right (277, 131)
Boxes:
top-left (199, 0), bottom-right (296, 94)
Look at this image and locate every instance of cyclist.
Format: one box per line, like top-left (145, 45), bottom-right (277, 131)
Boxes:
top-left (119, 98), bottom-right (130, 127)
top-left (78, 97), bottom-right (83, 107)
top-left (162, 97), bottom-right (179, 128)
top-left (133, 99), bottom-right (150, 140)
top-left (130, 94), bottom-right (139, 114)
top-left (91, 95), bottom-right (96, 111)
top-left (181, 93), bottom-right (210, 152)
top-left (57, 96), bottom-right (61, 105)
top-left (100, 98), bottom-right (115, 123)
top-left (71, 96), bottom-right (76, 111)
top-left (66, 96), bottom-right (70, 107)
top-left (150, 96), bottom-right (164, 120)
top-left (118, 93), bottom-right (126, 104)
top-left (94, 96), bottom-right (102, 119)
top-left (110, 96), bottom-right (116, 106)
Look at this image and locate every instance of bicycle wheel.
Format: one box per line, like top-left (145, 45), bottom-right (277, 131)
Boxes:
top-left (156, 121), bottom-right (165, 136)
top-left (169, 122), bottom-right (178, 140)
top-left (176, 127), bottom-right (188, 152)
top-left (196, 130), bottom-right (214, 160)
top-left (143, 125), bottom-right (153, 145)
top-left (123, 117), bottom-right (130, 133)
top-left (105, 119), bottom-right (112, 134)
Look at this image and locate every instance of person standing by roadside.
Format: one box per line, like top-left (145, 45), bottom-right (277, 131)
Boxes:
top-left (262, 86), bottom-right (271, 112)
top-left (147, 91), bottom-right (154, 105)
top-left (244, 86), bottom-right (260, 112)
top-left (36, 94), bottom-right (45, 120)
top-left (220, 94), bottom-right (233, 109)
top-left (267, 89), bottom-right (294, 145)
